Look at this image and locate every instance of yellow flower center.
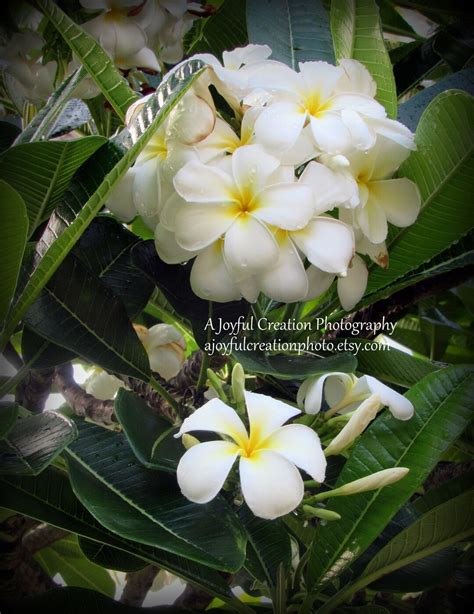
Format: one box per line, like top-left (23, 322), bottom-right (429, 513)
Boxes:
top-left (301, 93), bottom-right (333, 118)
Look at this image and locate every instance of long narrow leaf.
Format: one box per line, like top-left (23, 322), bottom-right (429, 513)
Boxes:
top-left (35, 0), bottom-right (138, 120)
top-left (0, 59), bottom-right (206, 352)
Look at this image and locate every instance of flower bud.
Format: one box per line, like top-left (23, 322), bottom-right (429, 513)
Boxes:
top-left (134, 323), bottom-right (186, 381)
top-left (324, 394), bottom-right (382, 456)
top-left (303, 505), bottom-right (341, 521)
top-left (182, 434), bottom-right (200, 449)
top-left (310, 468), bottom-right (410, 502)
top-left (231, 363), bottom-right (246, 404)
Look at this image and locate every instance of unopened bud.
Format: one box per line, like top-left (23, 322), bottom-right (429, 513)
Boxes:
top-left (182, 434), bottom-right (200, 450)
top-left (231, 363), bottom-right (246, 404)
top-left (324, 394), bottom-right (382, 456)
top-left (310, 468), bottom-right (410, 502)
top-left (206, 369), bottom-right (228, 403)
top-left (303, 505), bottom-right (341, 521)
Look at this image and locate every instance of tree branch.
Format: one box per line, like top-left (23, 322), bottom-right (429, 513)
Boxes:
top-left (120, 565), bottom-right (160, 606)
top-left (54, 363), bottom-right (116, 425)
top-left (22, 524), bottom-right (69, 555)
top-left (16, 367), bottom-right (55, 413)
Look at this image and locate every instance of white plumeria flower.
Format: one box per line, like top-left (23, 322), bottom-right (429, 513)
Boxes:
top-left (84, 368), bottom-right (125, 400)
top-left (193, 44), bottom-right (273, 110)
top-left (107, 90), bottom-right (214, 227)
top-left (134, 323), bottom-right (186, 380)
top-left (0, 33), bottom-right (56, 106)
top-left (172, 144), bottom-right (314, 275)
top-left (248, 59), bottom-right (415, 156)
top-left (80, 0), bottom-right (160, 71)
top-left (306, 254), bottom-right (369, 311)
top-left (175, 391), bottom-right (326, 519)
top-left (324, 137), bottom-right (421, 244)
top-left (297, 372), bottom-right (414, 421)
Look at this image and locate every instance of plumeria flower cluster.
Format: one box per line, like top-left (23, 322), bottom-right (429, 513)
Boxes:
top-left (85, 323), bottom-right (186, 400)
top-left (79, 0), bottom-right (197, 71)
top-left (108, 44), bottom-right (421, 311)
top-left (174, 371), bottom-right (412, 520)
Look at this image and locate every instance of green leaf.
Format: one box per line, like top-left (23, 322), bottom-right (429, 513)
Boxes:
top-left (305, 364), bottom-right (474, 590)
top-left (354, 230), bottom-right (474, 312)
top-left (21, 326), bottom-right (76, 370)
top-left (0, 411), bottom-right (77, 476)
top-left (35, 535), bottom-right (115, 597)
top-left (233, 351), bottom-right (357, 380)
top-left (0, 181), bottom-right (28, 323)
top-left (0, 468), bottom-right (235, 600)
top-left (0, 136), bottom-right (107, 235)
top-left (74, 216), bottom-right (154, 318)
top-left (66, 420), bottom-right (247, 572)
top-left (367, 90), bottom-right (474, 295)
top-left (24, 254), bottom-right (150, 379)
top-left (352, 339), bottom-right (440, 387)
top-left (15, 67), bottom-right (87, 145)
top-left (0, 59), bottom-right (206, 352)
top-left (330, 0), bottom-right (397, 117)
top-left (240, 506), bottom-right (292, 588)
top-left (0, 403), bottom-right (19, 439)
top-left (398, 67), bottom-right (474, 131)
top-left (114, 389), bottom-right (181, 471)
top-left (377, 0), bottom-right (417, 38)
top-left (78, 537), bottom-right (146, 572)
top-left (247, 0), bottom-right (334, 67)
top-left (35, 0), bottom-right (138, 121)
top-left (187, 0), bottom-right (248, 59)
top-left (320, 490), bottom-right (474, 612)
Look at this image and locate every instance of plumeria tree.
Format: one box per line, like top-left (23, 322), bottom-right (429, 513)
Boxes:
top-left (0, 0), bottom-right (473, 612)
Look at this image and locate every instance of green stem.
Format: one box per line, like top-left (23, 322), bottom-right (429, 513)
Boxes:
top-left (149, 376), bottom-right (179, 412)
top-left (196, 350), bottom-right (210, 393)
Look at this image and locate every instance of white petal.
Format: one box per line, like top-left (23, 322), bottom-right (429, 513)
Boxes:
top-left (310, 114), bottom-right (353, 155)
top-left (223, 215), bottom-right (278, 273)
top-left (254, 184), bottom-right (314, 230)
top-left (298, 61), bottom-right (343, 100)
top-left (305, 265), bottom-right (335, 301)
top-left (337, 59), bottom-right (376, 97)
top-left (223, 44), bottom-right (272, 68)
top-left (239, 450), bottom-right (304, 519)
top-left (362, 375), bottom-right (414, 420)
top-left (357, 199), bottom-right (388, 244)
top-left (177, 441), bottom-right (239, 504)
top-left (190, 242), bottom-right (242, 302)
top-left (154, 224), bottom-right (198, 264)
top-left (106, 168), bottom-right (136, 221)
top-left (85, 370), bottom-right (123, 400)
top-left (125, 47), bottom-right (160, 72)
top-left (331, 93), bottom-right (386, 119)
top-left (356, 236), bottom-right (389, 269)
top-left (176, 398), bottom-right (248, 444)
top-left (337, 255), bottom-right (368, 311)
top-left (146, 323), bottom-right (185, 349)
top-left (149, 346), bottom-right (183, 380)
top-left (369, 117), bottom-right (416, 151)
top-left (292, 217), bottom-right (354, 274)
top-left (280, 126), bottom-right (318, 166)
top-left (300, 161), bottom-right (358, 214)
top-left (175, 204), bottom-right (237, 251)
top-left (167, 91), bottom-right (215, 145)
top-left (341, 109), bottom-right (376, 151)
top-left (298, 372), bottom-right (353, 415)
top-left (231, 144), bottom-right (280, 195)
top-left (369, 136), bottom-right (413, 179)
top-left (264, 424), bottom-right (327, 483)
top-left (173, 162), bottom-right (235, 203)
top-left (244, 390), bottom-right (300, 441)
top-left (246, 61), bottom-right (302, 94)
top-left (259, 236), bottom-right (308, 302)
top-left (254, 102), bottom-right (306, 151)
top-left (132, 158), bottom-right (161, 221)
top-left (196, 117), bottom-right (239, 163)
top-left (369, 179), bottom-right (421, 228)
